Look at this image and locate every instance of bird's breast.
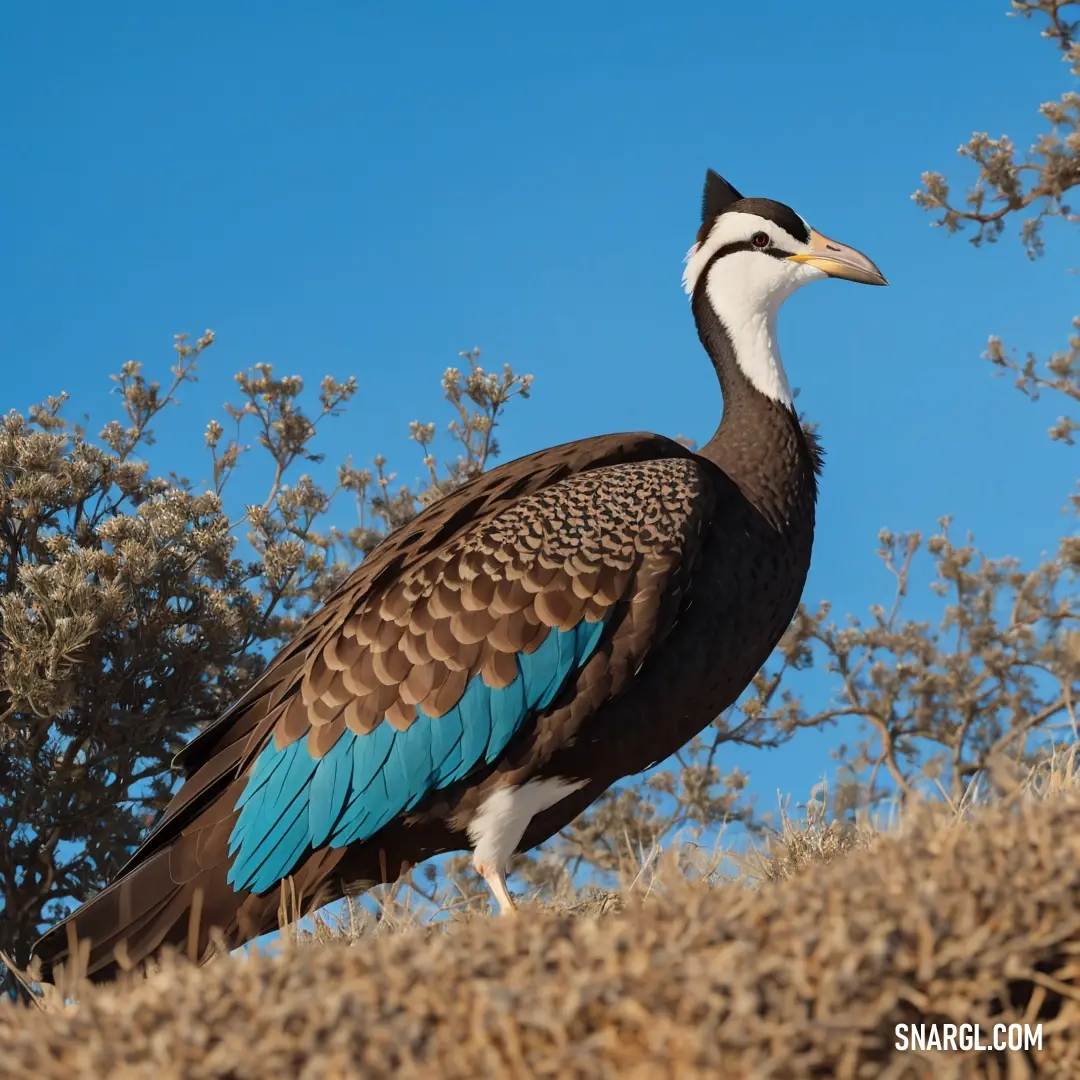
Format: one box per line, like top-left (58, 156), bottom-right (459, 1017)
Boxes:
top-left (602, 517), bottom-right (815, 771)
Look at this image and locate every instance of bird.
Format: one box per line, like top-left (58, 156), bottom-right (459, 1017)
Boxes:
top-left (33, 169), bottom-right (886, 984)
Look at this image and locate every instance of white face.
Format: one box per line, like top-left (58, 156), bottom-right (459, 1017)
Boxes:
top-left (682, 211), bottom-right (827, 408)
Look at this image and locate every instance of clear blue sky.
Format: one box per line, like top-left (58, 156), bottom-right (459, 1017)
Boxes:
top-left (3, 2), bottom-right (1076, 822)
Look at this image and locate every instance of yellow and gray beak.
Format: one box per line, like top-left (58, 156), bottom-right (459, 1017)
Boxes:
top-left (787, 228), bottom-right (887, 286)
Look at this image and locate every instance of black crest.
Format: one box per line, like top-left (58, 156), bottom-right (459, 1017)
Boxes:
top-left (701, 169), bottom-right (743, 228)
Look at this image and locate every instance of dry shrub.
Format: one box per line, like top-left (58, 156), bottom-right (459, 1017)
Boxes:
top-left (3, 767), bottom-right (1080, 1079)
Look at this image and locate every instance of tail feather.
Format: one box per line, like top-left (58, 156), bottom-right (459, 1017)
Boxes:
top-left (121, 711), bottom-right (275, 875)
top-left (32, 808), bottom-right (355, 985)
top-left (32, 725), bottom-right (457, 986)
top-left (103, 862), bottom-right (232, 970)
top-left (32, 587), bottom-right (412, 985)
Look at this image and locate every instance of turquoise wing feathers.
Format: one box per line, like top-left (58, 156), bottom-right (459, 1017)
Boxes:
top-left (227, 619), bottom-right (605, 893)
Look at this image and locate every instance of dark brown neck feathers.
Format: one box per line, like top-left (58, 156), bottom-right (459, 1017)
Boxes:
top-left (691, 289), bottom-right (821, 533)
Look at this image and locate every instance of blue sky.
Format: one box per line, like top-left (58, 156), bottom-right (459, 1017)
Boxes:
top-left (3, 2), bottom-right (1076, 828)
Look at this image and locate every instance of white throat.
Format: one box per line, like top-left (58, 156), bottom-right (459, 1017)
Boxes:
top-left (705, 256), bottom-right (795, 407)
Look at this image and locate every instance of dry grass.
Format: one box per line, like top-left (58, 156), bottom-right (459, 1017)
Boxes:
top-left (4, 754), bottom-right (1080, 1079)
top-left (733, 783), bottom-right (882, 886)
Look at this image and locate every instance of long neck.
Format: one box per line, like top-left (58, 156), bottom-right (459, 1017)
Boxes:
top-left (692, 290), bottom-right (820, 531)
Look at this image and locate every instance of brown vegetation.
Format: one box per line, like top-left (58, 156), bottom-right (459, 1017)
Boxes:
top-left (3, 762), bottom-right (1078, 1079)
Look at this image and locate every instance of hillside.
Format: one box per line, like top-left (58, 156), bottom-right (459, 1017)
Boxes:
top-left (2, 785), bottom-right (1078, 1079)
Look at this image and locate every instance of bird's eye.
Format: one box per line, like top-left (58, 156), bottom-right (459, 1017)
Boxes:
top-left (751, 231), bottom-right (771, 249)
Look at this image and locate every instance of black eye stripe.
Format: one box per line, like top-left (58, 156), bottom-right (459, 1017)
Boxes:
top-left (692, 242), bottom-right (797, 297)
top-left (714, 241), bottom-right (794, 259)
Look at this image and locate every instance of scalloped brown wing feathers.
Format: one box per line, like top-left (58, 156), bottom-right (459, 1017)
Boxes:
top-left (172, 432), bottom-right (694, 781)
top-left (277, 454), bottom-right (711, 764)
top-left (33, 432), bottom-right (717, 981)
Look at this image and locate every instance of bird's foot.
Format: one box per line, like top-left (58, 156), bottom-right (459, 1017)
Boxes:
top-left (476, 861), bottom-right (518, 917)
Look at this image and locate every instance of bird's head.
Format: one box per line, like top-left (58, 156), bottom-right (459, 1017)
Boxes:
top-left (683, 169), bottom-right (886, 405)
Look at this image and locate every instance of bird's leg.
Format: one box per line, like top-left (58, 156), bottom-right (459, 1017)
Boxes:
top-left (475, 859), bottom-right (518, 916)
